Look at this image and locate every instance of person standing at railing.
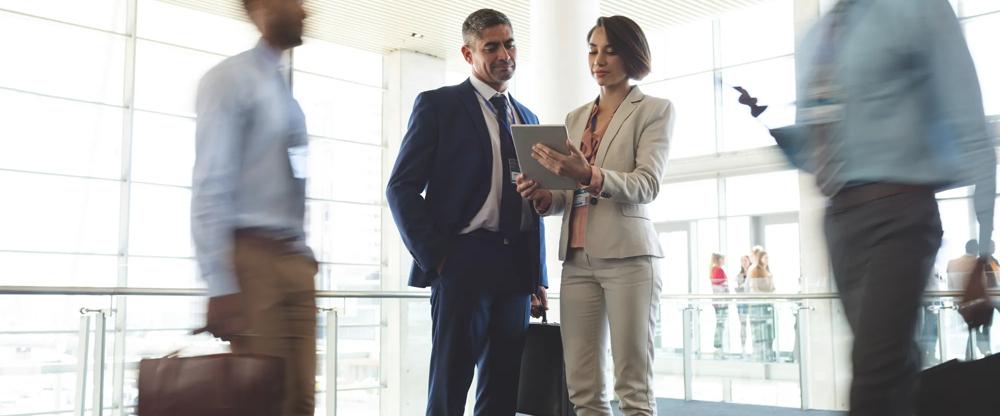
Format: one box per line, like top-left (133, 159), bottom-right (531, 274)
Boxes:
top-left (747, 248), bottom-right (776, 362)
top-left (737, 1), bottom-right (996, 414)
top-left (735, 254), bottom-right (752, 354)
top-left (948, 239), bottom-right (992, 358)
top-left (190, 1), bottom-right (316, 415)
top-left (709, 253), bottom-right (730, 355)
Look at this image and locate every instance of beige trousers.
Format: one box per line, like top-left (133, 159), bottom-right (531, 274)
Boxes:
top-left (230, 235), bottom-right (318, 416)
top-left (560, 249), bottom-right (661, 416)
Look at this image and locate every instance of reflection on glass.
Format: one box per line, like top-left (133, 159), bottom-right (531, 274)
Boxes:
top-left (308, 138), bottom-right (382, 204)
top-left (0, 252), bottom-right (118, 287)
top-left (650, 179), bottom-right (719, 222)
top-left (0, 89), bottom-right (123, 179)
top-left (643, 73), bottom-right (717, 158)
top-left (129, 184), bottom-right (193, 258)
top-left (0, 11), bottom-right (126, 105)
top-left (295, 37), bottom-right (384, 88)
top-left (725, 170), bottom-right (800, 216)
top-left (0, 172), bottom-right (120, 254)
top-left (137, 0), bottom-right (258, 56)
top-left (131, 111), bottom-right (196, 187)
top-left (645, 21), bottom-right (714, 81)
top-left (294, 72), bottom-right (382, 144)
top-left (718, 0), bottom-right (794, 67)
top-left (307, 201), bottom-right (381, 265)
top-left (0, 0), bottom-right (127, 32)
top-left (134, 39), bottom-right (224, 117)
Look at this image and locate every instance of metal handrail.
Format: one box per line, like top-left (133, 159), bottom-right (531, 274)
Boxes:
top-left (0, 285), bottom-right (996, 300)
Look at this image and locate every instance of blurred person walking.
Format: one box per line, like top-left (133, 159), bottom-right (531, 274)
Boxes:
top-left (190, 0), bottom-right (316, 415)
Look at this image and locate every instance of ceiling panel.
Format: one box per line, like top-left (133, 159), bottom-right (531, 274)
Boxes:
top-left (163, 0), bottom-right (767, 63)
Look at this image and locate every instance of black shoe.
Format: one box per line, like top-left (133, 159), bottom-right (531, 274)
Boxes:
top-left (733, 86), bottom-right (768, 118)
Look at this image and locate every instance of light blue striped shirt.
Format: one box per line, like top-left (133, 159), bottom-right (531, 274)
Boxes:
top-left (772, 0), bottom-right (996, 249)
top-left (191, 40), bottom-right (310, 296)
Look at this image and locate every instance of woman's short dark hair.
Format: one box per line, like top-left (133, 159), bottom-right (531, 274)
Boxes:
top-left (587, 15), bottom-right (651, 81)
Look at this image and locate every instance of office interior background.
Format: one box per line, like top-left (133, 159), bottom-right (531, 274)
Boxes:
top-left (1, 0), bottom-right (999, 415)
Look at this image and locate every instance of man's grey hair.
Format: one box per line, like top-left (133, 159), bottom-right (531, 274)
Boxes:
top-left (462, 9), bottom-right (512, 45)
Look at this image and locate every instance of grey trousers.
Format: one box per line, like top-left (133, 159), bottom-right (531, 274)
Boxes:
top-left (824, 189), bottom-right (941, 416)
top-left (560, 249), bottom-right (661, 416)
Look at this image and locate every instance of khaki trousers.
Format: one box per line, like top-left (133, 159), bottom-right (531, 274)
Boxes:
top-left (230, 235), bottom-right (317, 416)
top-left (560, 249), bottom-right (661, 416)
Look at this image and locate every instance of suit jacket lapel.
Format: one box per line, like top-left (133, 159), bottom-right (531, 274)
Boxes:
top-left (459, 79), bottom-right (493, 158)
top-left (596, 87), bottom-right (643, 167)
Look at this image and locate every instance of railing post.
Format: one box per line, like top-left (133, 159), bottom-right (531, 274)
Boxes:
top-left (74, 313), bottom-right (92, 416)
top-left (325, 308), bottom-right (339, 416)
top-left (682, 305), bottom-right (696, 401)
top-left (795, 303), bottom-right (813, 410)
top-left (90, 310), bottom-right (108, 416)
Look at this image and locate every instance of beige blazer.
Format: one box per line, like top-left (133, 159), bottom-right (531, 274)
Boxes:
top-left (544, 86), bottom-right (674, 261)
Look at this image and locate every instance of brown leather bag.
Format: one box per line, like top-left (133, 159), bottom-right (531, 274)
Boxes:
top-left (137, 352), bottom-right (285, 416)
top-left (959, 257), bottom-right (996, 329)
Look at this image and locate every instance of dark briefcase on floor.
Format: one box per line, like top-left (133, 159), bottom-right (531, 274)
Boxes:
top-left (517, 313), bottom-right (576, 416)
top-left (138, 352), bottom-right (285, 416)
top-left (915, 353), bottom-right (1000, 416)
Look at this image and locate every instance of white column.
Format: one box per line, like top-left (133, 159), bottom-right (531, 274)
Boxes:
top-left (524, 0), bottom-right (601, 123)
top-left (793, 0), bottom-right (851, 411)
top-left (381, 49), bottom-right (446, 416)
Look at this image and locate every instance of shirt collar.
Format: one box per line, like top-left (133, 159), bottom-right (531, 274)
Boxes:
top-left (254, 38), bottom-right (284, 71)
top-left (469, 75), bottom-right (509, 103)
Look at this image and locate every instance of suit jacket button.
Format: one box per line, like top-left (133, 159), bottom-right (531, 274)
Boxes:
top-left (600, 191), bottom-right (611, 198)
top-left (590, 197), bottom-right (598, 205)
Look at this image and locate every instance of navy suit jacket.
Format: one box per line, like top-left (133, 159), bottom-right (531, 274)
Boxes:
top-left (386, 79), bottom-right (548, 290)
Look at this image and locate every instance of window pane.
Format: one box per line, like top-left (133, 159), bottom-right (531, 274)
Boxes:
top-left (935, 198), bottom-right (972, 275)
top-left (0, 11), bottom-right (126, 105)
top-left (718, 0), bottom-right (794, 66)
top-left (0, 172), bottom-right (120, 254)
top-left (721, 57), bottom-right (796, 152)
top-left (964, 15), bottom-right (1000, 116)
top-left (126, 257), bottom-right (201, 289)
top-left (128, 184), bottom-right (192, 258)
top-left (0, 252), bottom-right (118, 287)
top-left (308, 139), bottom-right (382, 204)
top-left (960, 0), bottom-right (1000, 17)
top-left (646, 21), bottom-right (714, 81)
top-left (764, 222), bottom-right (801, 292)
top-left (725, 170), bottom-right (800, 216)
top-left (0, 0), bottom-right (127, 33)
top-left (137, 0), bottom-right (258, 56)
top-left (643, 73), bottom-right (717, 158)
top-left (307, 202), bottom-right (380, 264)
top-left (318, 264), bottom-right (380, 290)
top-left (694, 219), bottom-right (721, 294)
top-left (650, 179), bottom-right (719, 222)
top-left (134, 39), bottom-right (224, 117)
top-left (294, 72), bottom-right (383, 144)
top-left (295, 37), bottom-right (383, 87)
top-left (725, 216), bottom-right (753, 273)
top-left (0, 89), bottom-right (122, 179)
top-left (131, 111), bottom-right (195, 187)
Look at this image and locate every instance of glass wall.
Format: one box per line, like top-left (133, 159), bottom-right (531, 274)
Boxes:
top-left (0, 1), bottom-right (385, 414)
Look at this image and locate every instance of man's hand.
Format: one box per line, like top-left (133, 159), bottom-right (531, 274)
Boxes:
top-left (196, 293), bottom-right (247, 341)
top-left (531, 140), bottom-right (592, 183)
top-left (516, 174), bottom-right (553, 212)
top-left (531, 286), bottom-right (549, 319)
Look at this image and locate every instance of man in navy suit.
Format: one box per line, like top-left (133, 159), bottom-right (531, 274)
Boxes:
top-left (386, 8), bottom-right (548, 416)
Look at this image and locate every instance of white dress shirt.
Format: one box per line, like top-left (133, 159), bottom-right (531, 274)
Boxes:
top-left (191, 40), bottom-right (311, 296)
top-left (461, 75), bottom-right (532, 234)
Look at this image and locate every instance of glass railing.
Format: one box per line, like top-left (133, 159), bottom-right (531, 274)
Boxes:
top-left (1, 286), bottom-right (997, 416)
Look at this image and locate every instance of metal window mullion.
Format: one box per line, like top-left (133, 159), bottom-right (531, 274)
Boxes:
top-left (110, 1), bottom-right (139, 414)
top-left (712, 18), bottom-right (725, 155)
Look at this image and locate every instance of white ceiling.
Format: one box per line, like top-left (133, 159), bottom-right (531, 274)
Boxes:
top-left (165, 0), bottom-right (765, 67)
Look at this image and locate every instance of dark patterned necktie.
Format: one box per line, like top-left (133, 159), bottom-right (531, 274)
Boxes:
top-left (489, 95), bottom-right (522, 241)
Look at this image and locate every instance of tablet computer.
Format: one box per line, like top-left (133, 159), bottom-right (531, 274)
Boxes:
top-left (511, 124), bottom-right (579, 190)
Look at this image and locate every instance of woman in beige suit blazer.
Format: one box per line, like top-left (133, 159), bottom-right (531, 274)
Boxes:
top-left (517, 15), bottom-right (673, 416)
